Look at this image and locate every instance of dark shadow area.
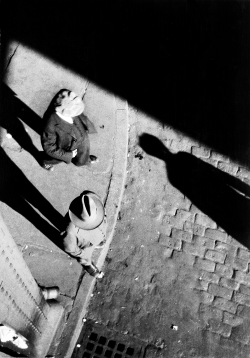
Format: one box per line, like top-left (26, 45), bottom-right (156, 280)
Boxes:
top-left (2, 0), bottom-right (250, 166)
top-left (139, 133), bottom-right (250, 248)
top-left (1, 84), bottom-right (43, 163)
top-left (0, 147), bottom-right (65, 248)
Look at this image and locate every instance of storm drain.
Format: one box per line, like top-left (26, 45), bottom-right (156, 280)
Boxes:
top-left (72, 320), bottom-right (145, 358)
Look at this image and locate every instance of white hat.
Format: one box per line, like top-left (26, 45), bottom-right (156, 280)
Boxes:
top-left (69, 191), bottom-right (105, 230)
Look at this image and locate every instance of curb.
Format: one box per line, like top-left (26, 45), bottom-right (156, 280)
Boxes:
top-left (53, 98), bottom-right (128, 358)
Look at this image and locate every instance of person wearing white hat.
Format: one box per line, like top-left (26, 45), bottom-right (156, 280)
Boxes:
top-left (61, 191), bottom-right (107, 278)
top-left (41, 89), bottom-right (98, 171)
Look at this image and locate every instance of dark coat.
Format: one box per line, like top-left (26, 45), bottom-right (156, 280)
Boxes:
top-left (41, 112), bottom-right (96, 164)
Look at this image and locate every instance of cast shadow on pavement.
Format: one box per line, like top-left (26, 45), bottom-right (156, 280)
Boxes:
top-left (139, 133), bottom-right (250, 249)
top-left (3, 1), bottom-right (250, 167)
top-left (0, 147), bottom-right (65, 249)
top-left (1, 83), bottom-right (43, 163)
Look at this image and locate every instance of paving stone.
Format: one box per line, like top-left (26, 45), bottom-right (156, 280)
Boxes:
top-left (171, 228), bottom-right (193, 243)
top-left (207, 318), bottom-right (232, 338)
top-left (232, 257), bottom-right (249, 272)
top-left (219, 277), bottom-right (240, 291)
top-left (205, 250), bottom-right (226, 264)
top-left (213, 297), bottom-right (238, 314)
top-left (236, 304), bottom-right (250, 318)
top-left (234, 270), bottom-right (250, 285)
top-left (233, 292), bottom-right (250, 307)
top-left (184, 221), bottom-right (206, 236)
top-left (236, 167), bottom-right (250, 179)
top-left (193, 235), bottom-right (215, 250)
top-left (193, 278), bottom-right (209, 291)
top-left (211, 151), bottom-right (230, 163)
top-left (183, 241), bottom-right (206, 258)
top-left (237, 248), bottom-right (250, 262)
top-left (191, 146), bottom-right (210, 158)
top-left (193, 289), bottom-right (214, 304)
top-left (162, 248), bottom-right (173, 259)
top-left (195, 214), bottom-right (217, 230)
top-left (205, 229), bottom-right (228, 243)
top-left (199, 303), bottom-right (223, 322)
top-left (158, 234), bottom-right (182, 251)
top-left (208, 284), bottom-right (233, 300)
top-left (215, 242), bottom-right (237, 255)
top-left (162, 193), bottom-right (191, 212)
top-left (230, 320), bottom-right (250, 345)
top-left (217, 162), bottom-right (238, 176)
top-left (199, 270), bottom-right (220, 284)
top-left (215, 263), bottom-right (233, 279)
top-left (223, 312), bottom-right (244, 327)
top-left (239, 284), bottom-right (250, 296)
top-left (194, 258), bottom-right (216, 272)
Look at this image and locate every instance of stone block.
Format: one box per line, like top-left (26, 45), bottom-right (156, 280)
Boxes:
top-left (193, 290), bottom-right (214, 305)
top-left (208, 284), bottom-right (233, 300)
top-left (205, 250), bottom-right (226, 264)
top-left (207, 318), bottom-right (232, 338)
top-left (194, 258), bottom-right (215, 272)
top-left (223, 312), bottom-right (243, 327)
top-left (237, 248), bottom-right (250, 262)
top-left (183, 242), bottom-right (206, 258)
top-left (199, 270), bottom-right (220, 284)
top-left (236, 304), bottom-right (250, 318)
top-left (184, 221), bottom-right (206, 236)
top-left (191, 146), bottom-right (210, 158)
top-left (230, 320), bottom-right (250, 345)
top-left (239, 284), bottom-right (250, 296)
top-left (205, 229), bottom-right (228, 242)
top-left (217, 162), bottom-right (238, 176)
top-left (158, 234), bottom-right (182, 251)
top-left (195, 214), bottom-right (217, 229)
top-left (199, 303), bottom-right (223, 321)
top-left (219, 278), bottom-right (239, 291)
top-left (171, 228), bottom-right (193, 243)
top-left (232, 257), bottom-right (249, 272)
top-left (233, 292), bottom-right (250, 307)
top-left (215, 263), bottom-right (233, 279)
top-left (215, 242), bottom-right (237, 255)
top-left (193, 235), bottom-right (215, 250)
top-left (213, 297), bottom-right (238, 314)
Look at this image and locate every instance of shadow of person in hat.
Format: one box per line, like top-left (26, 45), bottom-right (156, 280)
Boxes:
top-left (61, 191), bottom-right (107, 278)
top-left (0, 147), bottom-right (64, 247)
top-left (139, 133), bottom-right (250, 249)
top-left (1, 84), bottom-right (42, 163)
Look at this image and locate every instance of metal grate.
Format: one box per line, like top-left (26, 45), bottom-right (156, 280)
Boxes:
top-left (72, 321), bottom-right (144, 358)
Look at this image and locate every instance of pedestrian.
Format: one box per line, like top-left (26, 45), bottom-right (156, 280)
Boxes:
top-left (41, 89), bottom-right (98, 171)
top-left (61, 191), bottom-right (107, 278)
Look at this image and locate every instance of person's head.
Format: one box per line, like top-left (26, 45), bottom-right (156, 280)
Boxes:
top-left (53, 89), bottom-right (84, 117)
top-left (68, 191), bottom-right (105, 230)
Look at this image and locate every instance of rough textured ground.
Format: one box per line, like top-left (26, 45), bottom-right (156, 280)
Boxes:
top-left (86, 107), bottom-right (250, 358)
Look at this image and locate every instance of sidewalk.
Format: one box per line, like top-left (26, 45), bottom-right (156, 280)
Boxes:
top-left (1, 42), bottom-right (128, 357)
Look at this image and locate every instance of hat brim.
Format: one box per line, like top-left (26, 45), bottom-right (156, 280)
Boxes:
top-left (69, 195), bottom-right (105, 230)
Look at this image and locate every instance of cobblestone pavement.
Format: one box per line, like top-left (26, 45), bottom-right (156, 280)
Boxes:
top-left (86, 108), bottom-right (250, 358)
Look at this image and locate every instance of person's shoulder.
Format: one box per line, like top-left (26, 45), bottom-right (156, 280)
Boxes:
top-left (44, 112), bottom-right (60, 129)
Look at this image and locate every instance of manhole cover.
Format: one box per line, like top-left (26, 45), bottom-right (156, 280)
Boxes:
top-left (72, 320), bottom-right (145, 358)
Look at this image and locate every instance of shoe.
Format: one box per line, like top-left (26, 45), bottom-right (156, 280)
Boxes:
top-left (42, 163), bottom-right (54, 171)
top-left (95, 240), bottom-right (106, 249)
top-left (83, 262), bottom-right (104, 279)
top-left (89, 155), bottom-right (99, 164)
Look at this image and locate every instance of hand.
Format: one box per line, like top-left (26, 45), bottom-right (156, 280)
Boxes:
top-left (72, 149), bottom-right (77, 158)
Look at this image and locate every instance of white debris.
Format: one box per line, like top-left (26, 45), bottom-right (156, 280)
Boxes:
top-left (6, 133), bottom-right (12, 139)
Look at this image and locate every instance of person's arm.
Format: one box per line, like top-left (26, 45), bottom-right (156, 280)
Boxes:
top-left (42, 127), bottom-right (73, 163)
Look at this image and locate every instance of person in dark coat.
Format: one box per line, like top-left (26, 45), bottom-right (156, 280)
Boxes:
top-left (41, 89), bottom-right (98, 171)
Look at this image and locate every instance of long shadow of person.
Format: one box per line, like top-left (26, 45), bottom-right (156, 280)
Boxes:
top-left (1, 83), bottom-right (43, 163)
top-left (139, 133), bottom-right (250, 249)
top-left (0, 147), bottom-right (64, 248)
